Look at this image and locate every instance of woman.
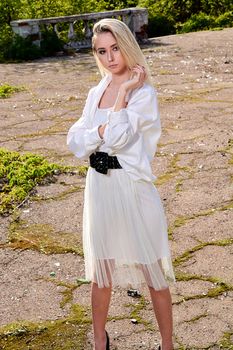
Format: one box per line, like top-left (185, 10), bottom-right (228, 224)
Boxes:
top-left (67, 18), bottom-right (175, 350)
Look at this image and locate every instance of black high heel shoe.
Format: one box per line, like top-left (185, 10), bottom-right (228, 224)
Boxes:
top-left (105, 330), bottom-right (110, 350)
top-left (158, 346), bottom-right (161, 350)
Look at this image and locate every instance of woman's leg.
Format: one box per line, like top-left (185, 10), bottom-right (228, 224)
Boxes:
top-left (91, 282), bottom-right (112, 350)
top-left (148, 286), bottom-right (173, 350)
top-left (91, 259), bottom-right (115, 349)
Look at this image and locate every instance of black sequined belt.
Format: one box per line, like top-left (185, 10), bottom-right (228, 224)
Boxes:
top-left (89, 151), bottom-right (122, 175)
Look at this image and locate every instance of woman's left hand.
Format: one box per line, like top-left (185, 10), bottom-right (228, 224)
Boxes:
top-left (113, 64), bottom-right (146, 112)
top-left (120, 64), bottom-right (146, 94)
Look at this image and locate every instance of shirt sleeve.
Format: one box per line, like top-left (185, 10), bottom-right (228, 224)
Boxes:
top-left (67, 88), bottom-right (103, 159)
top-left (103, 85), bottom-right (161, 152)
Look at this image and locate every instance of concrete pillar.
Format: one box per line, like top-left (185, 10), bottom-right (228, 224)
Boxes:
top-left (10, 20), bottom-right (41, 46)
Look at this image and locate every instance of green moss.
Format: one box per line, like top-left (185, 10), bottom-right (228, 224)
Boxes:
top-left (175, 179), bottom-right (183, 192)
top-left (0, 304), bottom-right (91, 350)
top-left (155, 154), bottom-right (191, 187)
top-left (207, 282), bottom-right (231, 298)
top-left (159, 69), bottom-right (174, 75)
top-left (184, 313), bottom-right (208, 323)
top-left (6, 219), bottom-right (83, 256)
top-left (168, 216), bottom-right (189, 239)
top-left (77, 165), bottom-right (88, 177)
top-left (107, 315), bottom-right (129, 322)
top-left (223, 138), bottom-right (233, 166)
top-left (59, 286), bottom-right (78, 308)
top-left (160, 95), bottom-right (202, 103)
top-left (175, 271), bottom-right (223, 284)
top-left (219, 331), bottom-right (233, 349)
top-left (168, 203), bottom-right (233, 239)
top-left (39, 277), bottom-right (77, 307)
top-left (35, 277), bottom-right (91, 309)
top-left (159, 86), bottom-right (232, 104)
top-left (156, 172), bottom-right (174, 186)
top-left (124, 296), bottom-right (154, 330)
top-left (0, 83), bottom-right (25, 98)
top-left (173, 238), bottom-right (233, 267)
top-left (32, 185), bottom-right (82, 202)
top-left (174, 271), bottom-right (233, 304)
top-left (225, 138), bottom-right (233, 152)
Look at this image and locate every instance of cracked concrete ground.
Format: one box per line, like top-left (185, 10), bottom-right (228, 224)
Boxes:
top-left (0, 28), bottom-right (233, 349)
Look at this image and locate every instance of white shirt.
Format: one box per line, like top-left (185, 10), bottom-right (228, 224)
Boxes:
top-left (67, 75), bottom-right (161, 182)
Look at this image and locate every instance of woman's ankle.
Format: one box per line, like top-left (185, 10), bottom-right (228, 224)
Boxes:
top-left (161, 340), bottom-right (174, 350)
top-left (94, 331), bottom-right (107, 350)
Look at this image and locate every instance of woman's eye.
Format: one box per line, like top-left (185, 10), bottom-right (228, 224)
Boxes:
top-left (98, 50), bottom-right (105, 55)
top-left (113, 46), bottom-right (118, 51)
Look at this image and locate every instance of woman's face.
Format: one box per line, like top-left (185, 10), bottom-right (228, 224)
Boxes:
top-left (94, 32), bottom-right (128, 75)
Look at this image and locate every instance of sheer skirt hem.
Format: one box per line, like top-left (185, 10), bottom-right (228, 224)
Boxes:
top-left (85, 257), bottom-right (175, 290)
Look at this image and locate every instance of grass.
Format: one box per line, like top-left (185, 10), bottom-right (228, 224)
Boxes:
top-left (0, 148), bottom-right (86, 215)
top-left (0, 304), bottom-right (91, 350)
top-left (0, 83), bottom-right (24, 98)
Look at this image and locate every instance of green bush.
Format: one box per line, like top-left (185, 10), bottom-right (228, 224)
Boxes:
top-left (139, 0), bottom-right (233, 23)
top-left (200, 0), bottom-right (233, 17)
top-left (0, 24), bottom-right (14, 62)
top-left (4, 34), bottom-right (42, 61)
top-left (40, 28), bottom-right (64, 56)
top-left (215, 11), bottom-right (233, 27)
top-left (180, 12), bottom-right (215, 32)
top-left (2, 28), bottom-right (65, 61)
top-left (147, 13), bottom-right (176, 37)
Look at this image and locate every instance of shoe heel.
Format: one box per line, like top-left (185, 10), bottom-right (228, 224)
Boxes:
top-left (105, 330), bottom-right (110, 350)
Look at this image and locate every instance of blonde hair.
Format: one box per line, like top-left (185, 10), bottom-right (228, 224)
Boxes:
top-left (92, 18), bottom-right (152, 84)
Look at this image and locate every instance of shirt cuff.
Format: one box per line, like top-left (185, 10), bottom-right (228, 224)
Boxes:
top-left (87, 125), bottom-right (104, 144)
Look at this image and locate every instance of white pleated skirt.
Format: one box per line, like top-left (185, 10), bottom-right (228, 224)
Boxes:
top-left (83, 167), bottom-right (175, 289)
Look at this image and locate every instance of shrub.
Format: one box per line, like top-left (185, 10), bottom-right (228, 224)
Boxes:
top-left (0, 24), bottom-right (14, 62)
top-left (215, 11), bottom-right (233, 27)
top-left (2, 27), bottom-right (65, 61)
top-left (40, 28), bottom-right (64, 56)
top-left (4, 34), bottom-right (42, 61)
top-left (147, 13), bottom-right (176, 37)
top-left (0, 148), bottom-right (64, 214)
top-left (180, 12), bottom-right (215, 33)
top-left (0, 83), bottom-right (24, 98)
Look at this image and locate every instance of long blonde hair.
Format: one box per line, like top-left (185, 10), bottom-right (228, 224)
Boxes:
top-left (92, 18), bottom-right (152, 84)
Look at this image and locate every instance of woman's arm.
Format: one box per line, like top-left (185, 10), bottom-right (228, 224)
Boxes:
top-left (98, 65), bottom-right (145, 139)
top-left (102, 84), bottom-right (161, 152)
top-left (67, 88), bottom-right (103, 159)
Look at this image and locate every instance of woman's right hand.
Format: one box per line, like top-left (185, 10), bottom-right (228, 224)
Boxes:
top-left (98, 124), bottom-right (107, 139)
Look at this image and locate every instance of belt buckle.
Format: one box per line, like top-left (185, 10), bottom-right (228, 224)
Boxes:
top-left (93, 152), bottom-right (109, 174)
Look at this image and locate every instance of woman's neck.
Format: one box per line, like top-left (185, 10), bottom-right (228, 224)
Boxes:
top-left (110, 69), bottom-right (131, 88)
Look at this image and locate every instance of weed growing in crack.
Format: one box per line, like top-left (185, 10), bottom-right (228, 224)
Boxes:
top-left (0, 148), bottom-right (86, 215)
top-left (0, 83), bottom-right (25, 98)
top-left (0, 148), bottom-right (64, 214)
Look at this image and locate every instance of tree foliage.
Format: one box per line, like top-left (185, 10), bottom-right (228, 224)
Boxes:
top-left (139, 0), bottom-right (233, 22)
top-left (0, 0), bottom-right (232, 61)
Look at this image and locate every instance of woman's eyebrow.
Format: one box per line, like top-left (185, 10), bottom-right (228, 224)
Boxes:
top-left (96, 43), bottom-right (117, 50)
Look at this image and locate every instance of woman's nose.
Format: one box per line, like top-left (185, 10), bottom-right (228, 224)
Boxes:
top-left (107, 51), bottom-right (114, 62)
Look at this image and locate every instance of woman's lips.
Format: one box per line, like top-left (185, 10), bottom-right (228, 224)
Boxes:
top-left (109, 64), bottom-right (118, 68)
